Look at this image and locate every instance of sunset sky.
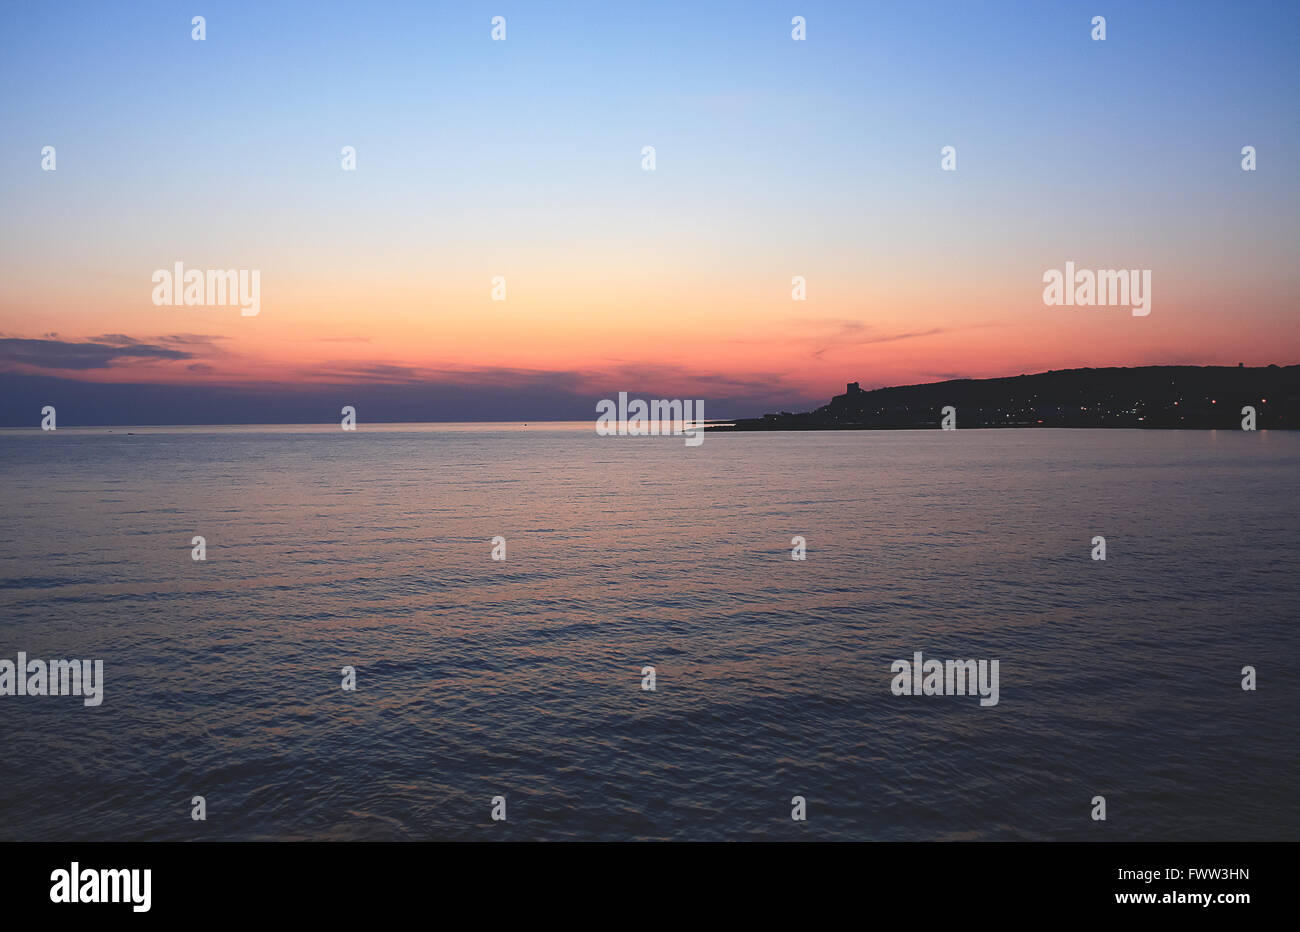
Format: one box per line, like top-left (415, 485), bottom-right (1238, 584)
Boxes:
top-left (2, 0), bottom-right (1298, 423)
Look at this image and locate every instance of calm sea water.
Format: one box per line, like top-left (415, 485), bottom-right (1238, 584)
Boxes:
top-left (1, 426), bottom-right (1296, 841)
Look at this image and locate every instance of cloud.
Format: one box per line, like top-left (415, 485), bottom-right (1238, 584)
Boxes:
top-left (87, 334), bottom-right (145, 346)
top-left (726, 319), bottom-right (958, 359)
top-left (293, 359), bottom-right (819, 407)
top-left (0, 338), bottom-right (829, 422)
top-left (0, 337), bottom-right (194, 372)
top-left (155, 334), bottom-right (229, 346)
top-left (351, 363), bottom-right (423, 380)
top-left (806, 320), bottom-right (948, 358)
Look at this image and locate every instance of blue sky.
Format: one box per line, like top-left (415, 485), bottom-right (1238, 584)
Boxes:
top-left (1, 1), bottom-right (1297, 423)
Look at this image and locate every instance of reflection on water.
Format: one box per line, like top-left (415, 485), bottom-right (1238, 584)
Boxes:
top-left (1, 427), bottom-right (1296, 840)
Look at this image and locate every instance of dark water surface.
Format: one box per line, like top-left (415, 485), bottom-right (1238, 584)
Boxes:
top-left (1, 426), bottom-right (1296, 840)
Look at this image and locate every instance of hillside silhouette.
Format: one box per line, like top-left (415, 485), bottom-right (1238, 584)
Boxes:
top-left (718, 365), bottom-right (1299, 430)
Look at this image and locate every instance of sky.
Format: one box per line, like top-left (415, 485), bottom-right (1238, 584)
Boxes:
top-left (1, 0), bottom-right (1298, 424)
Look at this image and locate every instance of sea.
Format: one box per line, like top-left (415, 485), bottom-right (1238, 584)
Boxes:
top-left (1, 425), bottom-right (1296, 841)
